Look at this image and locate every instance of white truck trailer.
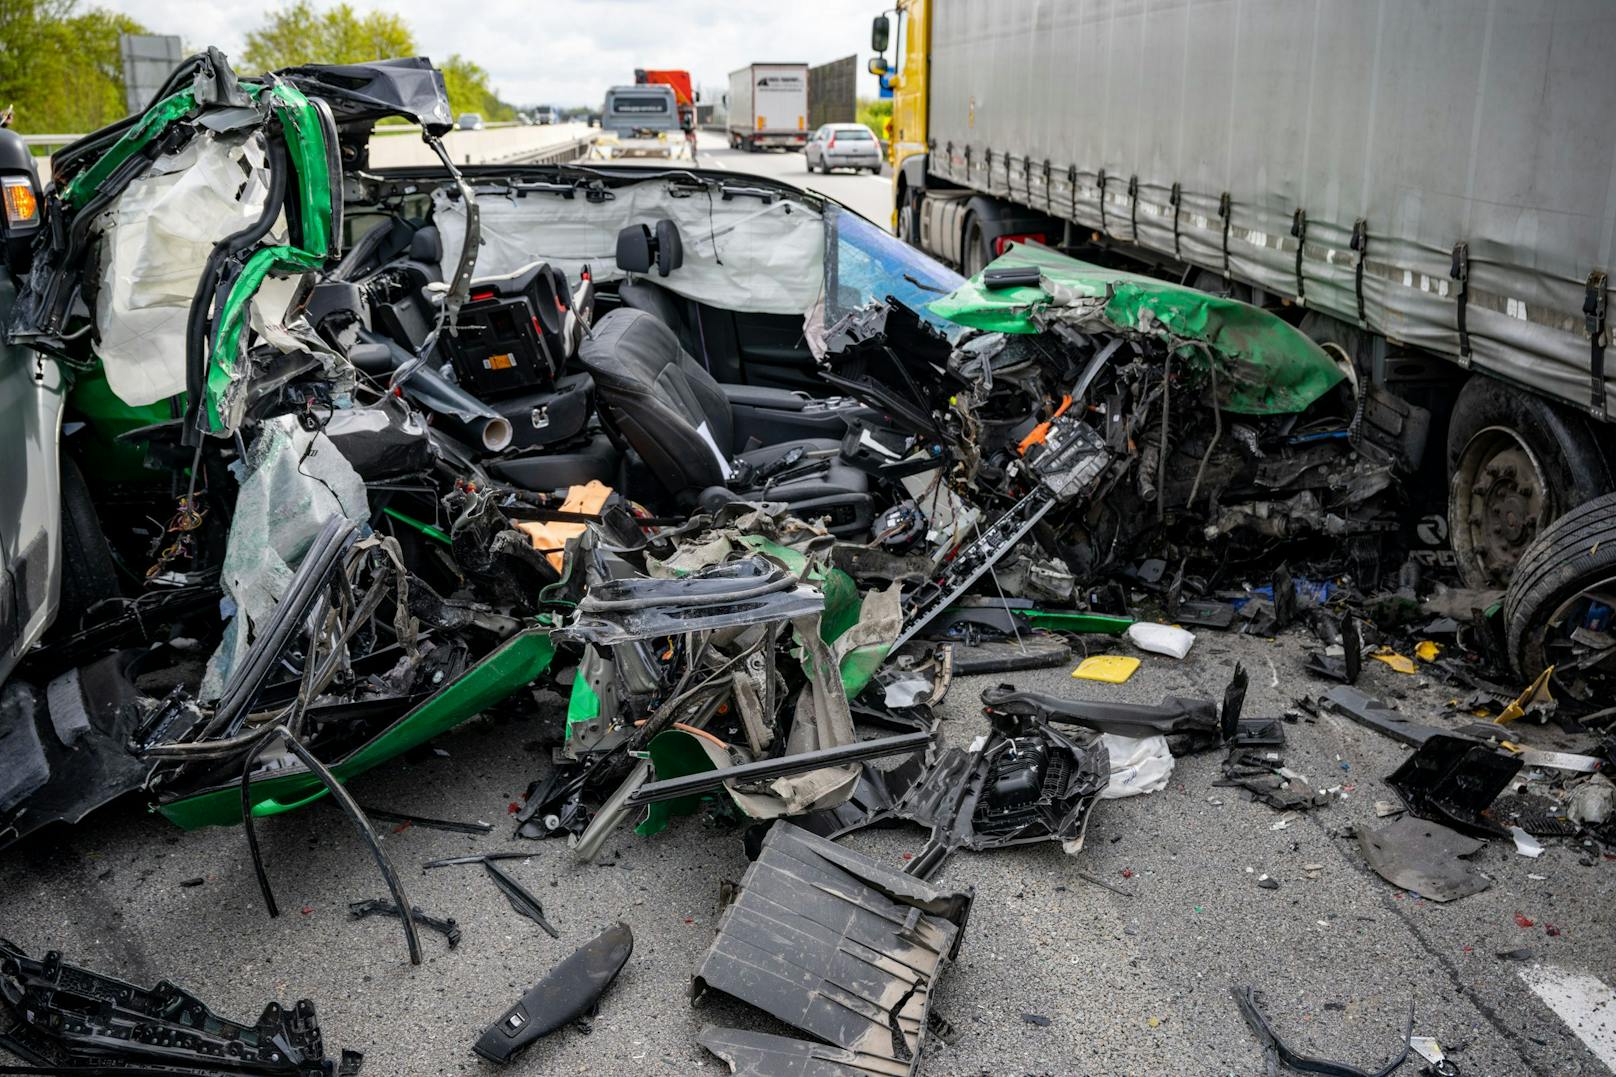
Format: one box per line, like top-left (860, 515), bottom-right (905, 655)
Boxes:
top-left (725, 63), bottom-right (809, 152)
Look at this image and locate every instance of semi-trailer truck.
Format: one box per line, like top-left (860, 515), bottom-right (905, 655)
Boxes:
top-left (725, 63), bottom-right (809, 152)
top-left (870, 0), bottom-right (1616, 600)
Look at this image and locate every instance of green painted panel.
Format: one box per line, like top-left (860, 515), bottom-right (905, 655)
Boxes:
top-left (158, 626), bottom-right (556, 829)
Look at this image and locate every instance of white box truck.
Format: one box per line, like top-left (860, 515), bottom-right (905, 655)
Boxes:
top-left (725, 63), bottom-right (808, 152)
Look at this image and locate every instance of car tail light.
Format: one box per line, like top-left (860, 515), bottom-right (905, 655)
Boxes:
top-left (993, 232), bottom-right (1047, 256)
top-left (828, 134), bottom-right (836, 148)
top-left (2, 176), bottom-right (37, 227)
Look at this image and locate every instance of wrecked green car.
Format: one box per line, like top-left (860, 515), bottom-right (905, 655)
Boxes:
top-left (0, 50), bottom-right (1406, 862)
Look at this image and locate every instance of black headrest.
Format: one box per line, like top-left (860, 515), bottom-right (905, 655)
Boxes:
top-left (654, 220), bottom-right (683, 275)
top-left (614, 219), bottom-right (684, 277)
top-left (616, 224), bottom-right (652, 273)
top-left (410, 224), bottom-right (441, 263)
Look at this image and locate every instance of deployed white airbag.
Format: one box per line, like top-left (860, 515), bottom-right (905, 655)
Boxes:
top-left (433, 180), bottom-right (824, 315)
top-left (93, 131), bottom-right (272, 407)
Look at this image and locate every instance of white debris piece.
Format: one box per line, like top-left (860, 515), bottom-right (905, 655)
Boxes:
top-left (1508, 826), bottom-right (1545, 858)
top-left (1125, 622), bottom-right (1195, 659)
top-left (1100, 734), bottom-right (1174, 799)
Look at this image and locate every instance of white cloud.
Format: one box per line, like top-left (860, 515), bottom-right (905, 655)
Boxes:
top-left (100, 0), bottom-right (892, 108)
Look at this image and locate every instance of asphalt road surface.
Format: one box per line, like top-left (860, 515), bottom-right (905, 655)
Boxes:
top-left (607, 130), bottom-right (896, 229)
top-left (2, 622), bottom-right (1612, 1075)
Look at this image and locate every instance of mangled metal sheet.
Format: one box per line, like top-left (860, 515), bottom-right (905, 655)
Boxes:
top-left (1358, 816), bottom-right (1492, 903)
top-left (203, 414), bottom-right (370, 698)
top-left (927, 243), bottom-right (1345, 415)
top-left (692, 822), bottom-right (971, 1076)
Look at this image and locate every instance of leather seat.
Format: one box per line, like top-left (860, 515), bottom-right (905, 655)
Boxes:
top-left (578, 308), bottom-right (872, 535)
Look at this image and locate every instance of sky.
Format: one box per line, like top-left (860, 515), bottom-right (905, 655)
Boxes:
top-left (98, 0), bottom-right (892, 108)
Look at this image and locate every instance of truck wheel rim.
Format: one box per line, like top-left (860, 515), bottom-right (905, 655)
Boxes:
top-left (1452, 425), bottom-right (1549, 586)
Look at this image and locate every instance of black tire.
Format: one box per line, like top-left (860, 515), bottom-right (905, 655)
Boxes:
top-left (1445, 375), bottom-right (1614, 589)
top-left (962, 214), bottom-right (989, 276)
top-left (896, 186), bottom-right (921, 246)
top-left (1503, 489), bottom-right (1616, 678)
top-left (52, 454), bottom-right (119, 637)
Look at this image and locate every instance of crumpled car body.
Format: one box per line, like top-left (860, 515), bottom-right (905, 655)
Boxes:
top-left (0, 48), bottom-right (1415, 855)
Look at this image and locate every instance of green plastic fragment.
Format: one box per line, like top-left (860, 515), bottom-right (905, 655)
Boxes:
top-left (562, 671), bottom-right (600, 743)
top-left (61, 89), bottom-right (199, 209)
top-left (381, 506), bottom-right (451, 545)
top-left (1019, 610), bottom-right (1135, 635)
top-left (66, 367), bottom-right (175, 482)
top-left (634, 729), bottom-right (724, 837)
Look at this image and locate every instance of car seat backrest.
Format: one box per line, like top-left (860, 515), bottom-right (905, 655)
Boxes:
top-left (577, 307), bottom-right (733, 494)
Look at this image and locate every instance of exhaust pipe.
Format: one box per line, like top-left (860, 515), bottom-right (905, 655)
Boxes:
top-left (354, 332), bottom-right (514, 453)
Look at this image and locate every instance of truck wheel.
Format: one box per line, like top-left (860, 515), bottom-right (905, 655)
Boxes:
top-left (897, 188), bottom-right (921, 245)
top-left (1446, 375), bottom-right (1613, 589)
top-left (1503, 489), bottom-right (1616, 678)
top-left (962, 215), bottom-right (989, 276)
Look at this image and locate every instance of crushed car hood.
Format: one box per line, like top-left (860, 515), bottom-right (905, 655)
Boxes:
top-left (928, 241), bottom-right (1346, 414)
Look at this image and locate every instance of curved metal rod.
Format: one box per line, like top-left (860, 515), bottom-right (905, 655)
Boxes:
top-left (239, 729), bottom-right (282, 918)
top-left (240, 723), bottom-right (422, 965)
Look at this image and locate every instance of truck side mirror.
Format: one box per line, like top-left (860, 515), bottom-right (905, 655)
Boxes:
top-left (867, 57), bottom-right (889, 77)
top-left (872, 14), bottom-right (891, 53)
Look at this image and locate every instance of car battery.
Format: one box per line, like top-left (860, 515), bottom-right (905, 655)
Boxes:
top-left (446, 263), bottom-right (571, 399)
top-left (490, 373), bottom-right (594, 450)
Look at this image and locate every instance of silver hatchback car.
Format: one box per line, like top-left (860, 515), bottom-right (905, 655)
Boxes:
top-left (804, 123), bottom-right (882, 173)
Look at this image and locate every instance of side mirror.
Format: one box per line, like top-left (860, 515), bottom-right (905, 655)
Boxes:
top-left (871, 14), bottom-right (891, 53)
top-left (867, 57), bottom-right (889, 77)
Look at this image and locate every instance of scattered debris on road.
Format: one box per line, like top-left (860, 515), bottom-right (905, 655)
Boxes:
top-left (0, 47), bottom-right (1612, 1077)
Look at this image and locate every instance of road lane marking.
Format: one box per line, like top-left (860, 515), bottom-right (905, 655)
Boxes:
top-left (1518, 965), bottom-right (1616, 1070)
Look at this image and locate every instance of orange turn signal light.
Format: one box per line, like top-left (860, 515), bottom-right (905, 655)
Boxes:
top-left (2, 176), bottom-right (37, 226)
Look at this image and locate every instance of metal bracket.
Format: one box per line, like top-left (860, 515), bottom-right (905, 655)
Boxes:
top-left (1127, 174), bottom-right (1140, 240)
top-left (1289, 207), bottom-right (1307, 301)
top-left (1450, 241), bottom-right (1472, 364)
top-left (1169, 181), bottom-right (1182, 259)
top-left (1350, 217), bottom-right (1369, 324)
top-left (1097, 168), bottom-right (1108, 236)
top-left (1586, 268), bottom-right (1608, 419)
top-left (1067, 164), bottom-right (1078, 221)
top-left (1218, 191), bottom-right (1232, 276)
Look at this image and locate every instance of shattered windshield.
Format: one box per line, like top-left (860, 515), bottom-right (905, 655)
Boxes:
top-left (825, 205), bottom-right (965, 338)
